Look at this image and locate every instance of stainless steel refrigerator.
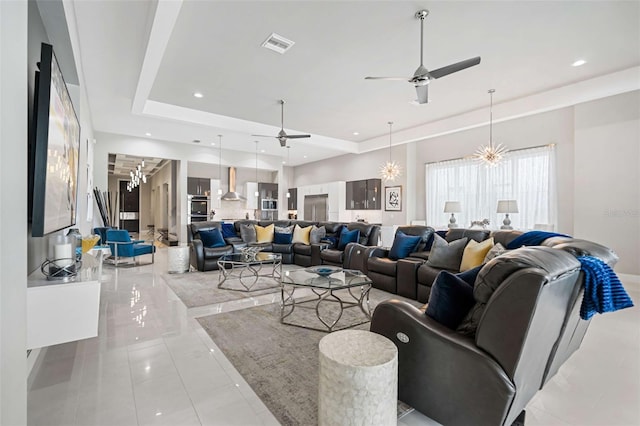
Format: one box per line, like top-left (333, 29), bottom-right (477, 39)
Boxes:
top-left (304, 194), bottom-right (328, 222)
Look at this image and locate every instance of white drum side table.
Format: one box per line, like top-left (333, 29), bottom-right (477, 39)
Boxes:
top-left (318, 329), bottom-right (398, 425)
top-left (168, 245), bottom-right (190, 273)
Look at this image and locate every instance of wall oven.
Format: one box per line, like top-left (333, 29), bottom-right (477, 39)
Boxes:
top-left (188, 195), bottom-right (210, 222)
top-left (261, 198), bottom-right (277, 211)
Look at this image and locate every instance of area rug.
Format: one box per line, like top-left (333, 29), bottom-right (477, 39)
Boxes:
top-left (162, 264), bottom-right (300, 308)
top-left (197, 288), bottom-right (419, 425)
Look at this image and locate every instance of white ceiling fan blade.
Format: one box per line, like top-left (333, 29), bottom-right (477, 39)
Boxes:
top-left (251, 134), bottom-right (277, 138)
top-left (429, 56), bottom-right (481, 79)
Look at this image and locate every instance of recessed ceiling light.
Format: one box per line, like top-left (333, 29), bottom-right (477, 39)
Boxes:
top-left (303, 155), bottom-right (307, 158)
top-left (211, 142), bottom-right (215, 146)
top-left (145, 132), bottom-right (151, 136)
top-left (572, 59), bottom-right (587, 67)
top-left (353, 132), bottom-right (359, 136)
top-left (261, 149), bottom-right (265, 153)
top-left (282, 161), bottom-right (286, 164)
top-left (193, 92), bottom-right (204, 98)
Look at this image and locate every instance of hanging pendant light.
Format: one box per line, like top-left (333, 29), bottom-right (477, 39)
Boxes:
top-left (286, 145), bottom-right (291, 198)
top-left (475, 89), bottom-right (507, 167)
top-left (217, 135), bottom-right (223, 196)
top-left (380, 121), bottom-right (401, 182)
top-left (254, 141), bottom-right (259, 197)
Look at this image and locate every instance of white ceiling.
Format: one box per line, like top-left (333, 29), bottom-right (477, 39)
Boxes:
top-left (71, 0), bottom-right (640, 166)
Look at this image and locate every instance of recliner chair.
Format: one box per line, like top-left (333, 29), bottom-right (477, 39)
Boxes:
top-left (371, 245), bottom-right (615, 426)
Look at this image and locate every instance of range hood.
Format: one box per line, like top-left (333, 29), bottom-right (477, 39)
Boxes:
top-left (221, 167), bottom-right (246, 201)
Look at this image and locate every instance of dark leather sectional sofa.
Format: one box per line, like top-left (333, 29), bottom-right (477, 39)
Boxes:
top-left (187, 220), bottom-right (380, 272)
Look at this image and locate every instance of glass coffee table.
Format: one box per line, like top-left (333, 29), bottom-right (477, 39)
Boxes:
top-left (280, 267), bottom-right (373, 332)
top-left (217, 252), bottom-right (282, 292)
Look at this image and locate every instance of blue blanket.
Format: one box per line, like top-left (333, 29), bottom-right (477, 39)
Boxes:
top-left (578, 256), bottom-right (634, 320)
top-left (506, 231), bottom-right (571, 249)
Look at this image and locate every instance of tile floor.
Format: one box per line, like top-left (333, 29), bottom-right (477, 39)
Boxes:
top-left (27, 247), bottom-right (640, 425)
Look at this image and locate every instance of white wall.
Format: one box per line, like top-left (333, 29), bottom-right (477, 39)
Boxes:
top-left (0, 1), bottom-right (28, 423)
top-left (574, 91), bottom-right (640, 275)
top-left (293, 144), bottom-right (408, 225)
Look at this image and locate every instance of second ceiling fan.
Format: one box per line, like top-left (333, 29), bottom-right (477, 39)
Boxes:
top-left (366, 9), bottom-right (481, 104)
top-left (253, 99), bottom-right (310, 147)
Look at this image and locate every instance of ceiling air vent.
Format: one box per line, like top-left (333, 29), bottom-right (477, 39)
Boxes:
top-left (261, 33), bottom-right (295, 54)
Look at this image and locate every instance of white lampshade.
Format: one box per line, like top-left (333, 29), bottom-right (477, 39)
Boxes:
top-left (497, 200), bottom-right (519, 214)
top-left (443, 201), bottom-right (462, 213)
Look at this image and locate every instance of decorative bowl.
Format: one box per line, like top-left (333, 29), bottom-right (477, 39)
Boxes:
top-left (306, 266), bottom-right (342, 277)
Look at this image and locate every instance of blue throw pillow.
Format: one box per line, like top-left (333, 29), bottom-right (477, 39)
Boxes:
top-left (389, 231), bottom-right (422, 260)
top-left (506, 231), bottom-right (571, 250)
top-left (199, 229), bottom-right (226, 248)
top-left (321, 236), bottom-right (338, 249)
top-left (426, 271), bottom-right (476, 329)
top-left (274, 232), bottom-right (293, 244)
top-left (456, 265), bottom-right (483, 286)
top-left (221, 223), bottom-right (237, 238)
top-left (338, 228), bottom-right (360, 250)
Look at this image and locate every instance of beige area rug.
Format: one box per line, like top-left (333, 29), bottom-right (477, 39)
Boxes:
top-left (162, 264), bottom-right (300, 308)
top-left (197, 288), bottom-right (419, 425)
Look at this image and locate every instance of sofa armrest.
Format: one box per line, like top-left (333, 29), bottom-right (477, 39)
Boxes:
top-left (396, 258), bottom-right (423, 299)
top-left (370, 300), bottom-right (515, 425)
top-left (190, 239), bottom-right (205, 271)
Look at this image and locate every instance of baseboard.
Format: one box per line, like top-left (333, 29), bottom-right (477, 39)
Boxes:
top-left (618, 273), bottom-right (640, 290)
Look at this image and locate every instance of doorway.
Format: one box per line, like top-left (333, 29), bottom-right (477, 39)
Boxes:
top-left (119, 180), bottom-right (139, 232)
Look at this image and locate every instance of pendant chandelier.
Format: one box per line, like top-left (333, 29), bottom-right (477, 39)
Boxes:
top-left (475, 89), bottom-right (507, 167)
top-left (127, 158), bottom-right (146, 192)
top-left (380, 121), bottom-right (401, 182)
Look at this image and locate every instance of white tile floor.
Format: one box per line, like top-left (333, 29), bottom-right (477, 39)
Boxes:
top-left (27, 247), bottom-right (640, 426)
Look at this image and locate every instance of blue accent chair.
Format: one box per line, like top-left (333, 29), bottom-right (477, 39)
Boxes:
top-left (106, 229), bottom-right (155, 266)
top-left (93, 226), bottom-right (112, 246)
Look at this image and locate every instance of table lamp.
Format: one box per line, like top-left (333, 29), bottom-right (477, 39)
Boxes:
top-left (444, 201), bottom-right (462, 228)
top-left (497, 200), bottom-right (519, 229)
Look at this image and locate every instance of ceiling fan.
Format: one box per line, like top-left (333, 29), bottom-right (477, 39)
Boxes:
top-left (365, 9), bottom-right (481, 104)
top-left (253, 99), bottom-right (310, 147)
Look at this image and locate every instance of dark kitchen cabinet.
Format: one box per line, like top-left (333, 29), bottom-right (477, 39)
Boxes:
top-left (187, 177), bottom-right (210, 196)
top-left (258, 183), bottom-right (278, 200)
top-left (345, 178), bottom-right (381, 210)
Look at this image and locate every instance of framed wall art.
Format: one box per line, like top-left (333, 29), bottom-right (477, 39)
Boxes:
top-left (385, 186), bottom-right (402, 211)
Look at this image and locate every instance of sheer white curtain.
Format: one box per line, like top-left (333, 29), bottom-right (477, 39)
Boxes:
top-left (425, 145), bottom-right (556, 230)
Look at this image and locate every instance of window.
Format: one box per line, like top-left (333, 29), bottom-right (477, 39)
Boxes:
top-left (426, 145), bottom-right (556, 230)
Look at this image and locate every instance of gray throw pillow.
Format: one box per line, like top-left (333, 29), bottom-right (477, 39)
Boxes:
top-left (310, 225), bottom-right (326, 244)
top-left (275, 225), bottom-right (293, 234)
top-left (426, 234), bottom-right (468, 270)
top-left (240, 224), bottom-right (257, 243)
top-left (483, 242), bottom-right (507, 262)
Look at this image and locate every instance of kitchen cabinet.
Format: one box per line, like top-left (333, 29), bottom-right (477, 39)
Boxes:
top-left (287, 188), bottom-right (297, 210)
top-left (345, 178), bottom-right (381, 210)
top-left (187, 177), bottom-right (211, 196)
top-left (258, 183), bottom-right (278, 200)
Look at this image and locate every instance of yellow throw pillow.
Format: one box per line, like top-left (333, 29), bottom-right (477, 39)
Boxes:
top-left (292, 224), bottom-right (312, 245)
top-left (255, 224), bottom-right (274, 243)
top-left (460, 238), bottom-right (494, 272)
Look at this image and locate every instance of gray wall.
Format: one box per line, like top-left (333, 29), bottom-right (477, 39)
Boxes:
top-left (1, 1), bottom-right (28, 423)
top-left (574, 91), bottom-right (640, 274)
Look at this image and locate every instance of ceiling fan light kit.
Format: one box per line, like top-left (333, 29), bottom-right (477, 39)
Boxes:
top-left (252, 99), bottom-right (311, 147)
top-left (475, 89), bottom-right (508, 167)
top-left (365, 9), bottom-right (481, 104)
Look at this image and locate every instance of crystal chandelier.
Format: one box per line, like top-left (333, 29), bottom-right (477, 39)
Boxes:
top-left (127, 158), bottom-right (146, 191)
top-left (475, 89), bottom-right (507, 167)
top-left (380, 121), bottom-right (401, 182)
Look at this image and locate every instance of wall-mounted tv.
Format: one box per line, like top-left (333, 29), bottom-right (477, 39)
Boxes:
top-left (31, 43), bottom-right (80, 237)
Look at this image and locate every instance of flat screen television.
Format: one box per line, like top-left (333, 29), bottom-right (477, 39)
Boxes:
top-left (30, 43), bottom-right (81, 237)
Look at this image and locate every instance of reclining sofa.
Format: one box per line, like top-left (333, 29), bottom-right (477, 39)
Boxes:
top-left (187, 220), bottom-right (380, 272)
top-left (370, 236), bottom-right (618, 425)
